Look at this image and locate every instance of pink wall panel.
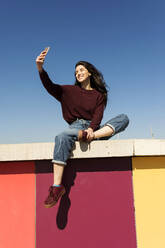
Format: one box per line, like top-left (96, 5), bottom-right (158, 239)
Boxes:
top-left (36, 158), bottom-right (137, 248)
top-left (0, 162), bottom-right (35, 248)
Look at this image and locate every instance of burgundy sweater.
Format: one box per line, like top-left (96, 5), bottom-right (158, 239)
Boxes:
top-left (39, 69), bottom-right (105, 131)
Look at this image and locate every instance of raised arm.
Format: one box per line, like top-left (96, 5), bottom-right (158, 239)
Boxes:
top-left (36, 48), bottom-right (63, 101)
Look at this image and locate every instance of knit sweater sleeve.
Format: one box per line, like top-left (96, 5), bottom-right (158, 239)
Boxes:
top-left (89, 94), bottom-right (105, 131)
top-left (39, 69), bottom-right (63, 102)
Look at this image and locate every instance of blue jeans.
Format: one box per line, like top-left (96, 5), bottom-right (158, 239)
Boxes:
top-left (52, 114), bottom-right (129, 165)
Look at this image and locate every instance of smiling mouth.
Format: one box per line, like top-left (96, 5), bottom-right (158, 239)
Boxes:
top-left (78, 77), bottom-right (84, 81)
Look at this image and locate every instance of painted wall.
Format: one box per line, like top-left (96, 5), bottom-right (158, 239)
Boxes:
top-left (0, 157), bottom-right (136, 248)
top-left (132, 156), bottom-right (165, 248)
top-left (0, 161), bottom-right (35, 248)
top-left (0, 139), bottom-right (165, 248)
top-left (1, 156), bottom-right (164, 248)
top-left (35, 158), bottom-right (136, 248)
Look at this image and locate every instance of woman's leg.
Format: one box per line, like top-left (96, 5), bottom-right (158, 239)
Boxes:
top-left (94, 126), bottom-right (114, 139)
top-left (44, 127), bottom-right (80, 208)
top-left (52, 128), bottom-right (79, 166)
top-left (94, 114), bottom-right (129, 139)
top-left (53, 163), bottom-right (65, 185)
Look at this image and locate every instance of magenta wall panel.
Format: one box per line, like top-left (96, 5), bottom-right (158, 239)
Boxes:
top-left (36, 158), bottom-right (137, 248)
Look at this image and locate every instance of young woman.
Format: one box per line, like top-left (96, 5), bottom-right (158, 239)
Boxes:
top-left (36, 48), bottom-right (129, 208)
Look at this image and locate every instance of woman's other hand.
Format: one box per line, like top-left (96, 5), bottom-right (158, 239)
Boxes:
top-left (85, 128), bottom-right (95, 142)
top-left (36, 47), bottom-right (50, 72)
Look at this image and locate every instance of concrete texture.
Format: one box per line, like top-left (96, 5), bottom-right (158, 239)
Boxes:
top-left (134, 139), bottom-right (165, 156)
top-left (1, 139), bottom-right (165, 162)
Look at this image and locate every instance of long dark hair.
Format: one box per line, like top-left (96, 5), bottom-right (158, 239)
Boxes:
top-left (74, 61), bottom-right (108, 107)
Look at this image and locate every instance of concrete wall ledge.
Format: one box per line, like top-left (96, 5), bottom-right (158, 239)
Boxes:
top-left (0, 139), bottom-right (165, 162)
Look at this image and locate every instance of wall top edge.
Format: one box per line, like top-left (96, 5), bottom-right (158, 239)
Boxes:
top-left (0, 139), bottom-right (165, 161)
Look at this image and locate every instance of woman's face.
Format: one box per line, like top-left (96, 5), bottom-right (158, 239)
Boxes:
top-left (75, 65), bottom-right (91, 83)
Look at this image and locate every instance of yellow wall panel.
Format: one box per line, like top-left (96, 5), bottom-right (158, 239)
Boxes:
top-left (132, 156), bottom-right (165, 248)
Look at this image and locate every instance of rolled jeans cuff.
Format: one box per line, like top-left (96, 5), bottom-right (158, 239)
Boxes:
top-left (104, 123), bottom-right (115, 134)
top-left (52, 160), bottom-right (67, 166)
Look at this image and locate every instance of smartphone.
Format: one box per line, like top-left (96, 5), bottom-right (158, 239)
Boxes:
top-left (45, 47), bottom-right (50, 54)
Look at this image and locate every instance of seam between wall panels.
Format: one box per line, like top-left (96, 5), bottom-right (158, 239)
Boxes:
top-left (131, 157), bottom-right (138, 248)
top-left (133, 139), bottom-right (135, 156)
top-left (35, 162), bottom-right (36, 248)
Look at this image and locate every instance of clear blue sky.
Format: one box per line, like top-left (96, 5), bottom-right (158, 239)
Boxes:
top-left (1, 0), bottom-right (165, 144)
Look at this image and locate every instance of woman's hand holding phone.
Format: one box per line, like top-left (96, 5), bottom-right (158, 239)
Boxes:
top-left (36, 47), bottom-right (50, 72)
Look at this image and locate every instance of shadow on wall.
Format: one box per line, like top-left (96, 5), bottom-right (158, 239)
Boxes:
top-left (35, 157), bottom-right (131, 230)
top-left (133, 156), bottom-right (165, 169)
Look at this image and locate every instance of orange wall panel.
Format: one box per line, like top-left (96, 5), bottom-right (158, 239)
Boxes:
top-left (0, 162), bottom-right (35, 248)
